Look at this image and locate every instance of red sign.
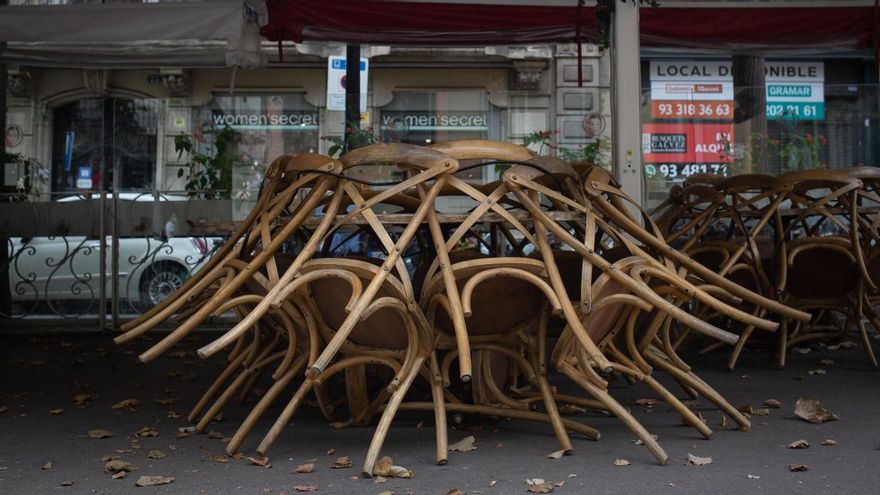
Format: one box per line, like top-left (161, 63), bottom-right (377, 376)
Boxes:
top-left (651, 100), bottom-right (734, 121)
top-left (641, 123), bottom-right (734, 164)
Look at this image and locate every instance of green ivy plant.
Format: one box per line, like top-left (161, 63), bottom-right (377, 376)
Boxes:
top-left (2, 152), bottom-right (46, 201)
top-left (322, 122), bottom-right (379, 158)
top-left (517, 129), bottom-right (610, 169)
top-left (174, 124), bottom-right (242, 199)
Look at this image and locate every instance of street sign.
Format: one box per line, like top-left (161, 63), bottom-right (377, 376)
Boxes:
top-left (76, 166), bottom-right (92, 190)
top-left (327, 56), bottom-right (368, 112)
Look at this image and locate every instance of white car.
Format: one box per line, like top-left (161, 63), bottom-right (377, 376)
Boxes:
top-left (8, 193), bottom-right (223, 310)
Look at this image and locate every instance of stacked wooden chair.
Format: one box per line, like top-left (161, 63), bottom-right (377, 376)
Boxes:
top-left (115, 140), bottom-right (814, 473)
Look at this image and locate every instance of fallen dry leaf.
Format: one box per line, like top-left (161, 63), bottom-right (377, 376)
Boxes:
top-left (329, 456), bottom-right (351, 469)
top-left (49, 409), bottom-right (64, 415)
top-left (794, 398), bottom-right (839, 424)
top-left (41, 462), bottom-right (52, 470)
top-left (448, 436), bottom-right (477, 452)
top-left (546, 450), bottom-right (565, 460)
top-left (325, 448), bottom-right (335, 456)
top-left (374, 476), bottom-right (387, 484)
top-left (112, 399), bottom-right (141, 412)
top-left (293, 486), bottom-right (317, 493)
top-left (154, 398), bottom-right (180, 406)
top-left (819, 358), bottom-right (834, 366)
top-left (88, 429), bottom-right (114, 439)
top-left (207, 430), bottom-right (224, 440)
top-left (614, 459), bottom-right (631, 466)
top-left (634, 434), bottom-right (658, 446)
top-left (719, 416), bottom-right (728, 429)
top-left (111, 471), bottom-right (127, 480)
top-left (72, 394), bottom-right (95, 408)
top-left (808, 369), bottom-right (827, 376)
top-left (635, 398), bottom-right (657, 407)
top-left (554, 480), bottom-right (565, 487)
top-left (135, 427), bottom-right (159, 438)
top-left (788, 439), bottom-right (810, 449)
top-left (0, 405), bottom-right (7, 413)
top-left (686, 453), bottom-right (713, 466)
top-left (105, 460), bottom-right (136, 474)
top-left (372, 456), bottom-right (413, 478)
top-left (764, 399), bottom-right (782, 409)
top-left (377, 491), bottom-right (394, 495)
top-left (789, 464), bottom-right (810, 472)
top-left (247, 456), bottom-right (271, 468)
top-left (526, 478), bottom-right (554, 493)
top-left (753, 408), bottom-right (770, 416)
top-left (135, 475), bottom-right (174, 487)
top-left (294, 463), bottom-right (315, 473)
top-left (329, 421), bottom-right (350, 429)
top-left (446, 490), bottom-right (465, 495)
top-left (60, 481), bottom-right (74, 486)
top-left (147, 450), bottom-right (166, 460)
top-left (820, 439), bottom-right (837, 446)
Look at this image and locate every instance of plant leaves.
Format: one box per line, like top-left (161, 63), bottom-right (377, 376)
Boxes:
top-left (686, 453), bottom-right (713, 466)
top-left (135, 475), bottom-right (174, 487)
top-left (794, 398), bottom-right (839, 424)
top-left (448, 436), bottom-right (476, 452)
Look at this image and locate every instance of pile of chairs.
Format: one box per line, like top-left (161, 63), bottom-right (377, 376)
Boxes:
top-left (116, 141), bottom-right (809, 474)
top-left (652, 167), bottom-right (880, 370)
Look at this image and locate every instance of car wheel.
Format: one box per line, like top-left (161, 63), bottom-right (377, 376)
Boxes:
top-left (139, 262), bottom-right (188, 307)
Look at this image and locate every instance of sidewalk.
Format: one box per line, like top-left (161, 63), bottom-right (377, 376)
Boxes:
top-left (0, 332), bottom-right (876, 494)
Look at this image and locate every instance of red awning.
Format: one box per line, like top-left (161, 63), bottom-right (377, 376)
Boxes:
top-left (260, 1), bottom-right (877, 53)
top-left (259, 0), bottom-right (597, 45)
top-left (640, 7), bottom-right (878, 51)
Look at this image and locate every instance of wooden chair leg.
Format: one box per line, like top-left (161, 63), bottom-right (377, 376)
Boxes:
top-left (727, 326), bottom-right (754, 371)
top-left (256, 378), bottom-right (315, 456)
top-left (188, 349), bottom-right (249, 422)
top-left (196, 370), bottom-right (252, 432)
top-left (428, 353), bottom-right (448, 466)
top-left (362, 356), bottom-right (427, 478)
top-left (777, 318), bottom-right (788, 369)
top-left (854, 311), bottom-right (879, 370)
top-left (537, 376), bottom-right (574, 454)
top-left (641, 374), bottom-right (712, 439)
top-left (645, 351), bottom-right (750, 432)
top-left (346, 364), bottom-right (371, 426)
top-left (559, 363), bottom-right (668, 465)
top-left (225, 362), bottom-right (301, 455)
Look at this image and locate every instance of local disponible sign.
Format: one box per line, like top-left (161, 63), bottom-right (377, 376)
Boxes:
top-left (327, 56), bottom-right (369, 112)
top-left (765, 62), bottom-right (825, 121)
top-left (649, 61), bottom-right (734, 121)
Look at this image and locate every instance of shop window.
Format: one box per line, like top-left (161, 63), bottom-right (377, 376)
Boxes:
top-left (379, 92), bottom-right (501, 184)
top-left (51, 98), bottom-right (158, 192)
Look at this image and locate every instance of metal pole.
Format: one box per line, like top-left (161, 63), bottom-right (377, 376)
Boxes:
top-left (344, 44), bottom-right (361, 152)
top-left (0, 0), bottom-right (10, 317)
top-left (611, 1), bottom-right (644, 210)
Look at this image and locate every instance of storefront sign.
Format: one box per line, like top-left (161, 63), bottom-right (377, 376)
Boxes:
top-left (649, 61), bottom-right (734, 121)
top-left (641, 123), bottom-right (734, 164)
top-left (765, 61), bottom-right (824, 121)
top-left (327, 56), bottom-right (369, 112)
top-left (211, 110), bottom-right (319, 130)
top-left (380, 113), bottom-right (489, 131)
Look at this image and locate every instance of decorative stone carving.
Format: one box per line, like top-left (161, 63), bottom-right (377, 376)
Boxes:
top-left (7, 69), bottom-right (31, 98)
top-left (513, 60), bottom-right (548, 91)
top-left (161, 72), bottom-right (189, 97)
top-left (83, 69), bottom-right (109, 97)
